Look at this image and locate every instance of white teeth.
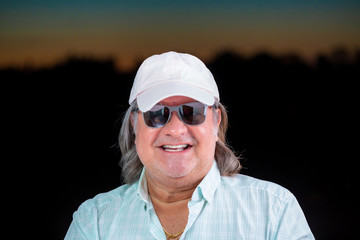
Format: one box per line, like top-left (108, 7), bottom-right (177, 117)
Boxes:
top-left (162, 144), bottom-right (188, 149)
top-left (161, 144), bottom-right (189, 152)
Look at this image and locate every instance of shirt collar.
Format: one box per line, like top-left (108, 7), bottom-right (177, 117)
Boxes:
top-left (136, 167), bottom-right (151, 204)
top-left (192, 160), bottom-right (221, 204)
top-left (136, 160), bottom-right (221, 205)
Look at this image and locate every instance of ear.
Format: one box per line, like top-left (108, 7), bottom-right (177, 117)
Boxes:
top-left (130, 112), bottom-right (135, 128)
top-left (130, 112), bottom-right (138, 134)
top-left (130, 111), bottom-right (138, 144)
top-left (213, 108), bottom-right (221, 141)
top-left (215, 108), bottom-right (221, 129)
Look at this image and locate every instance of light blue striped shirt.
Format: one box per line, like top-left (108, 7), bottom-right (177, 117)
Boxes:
top-left (65, 161), bottom-right (314, 239)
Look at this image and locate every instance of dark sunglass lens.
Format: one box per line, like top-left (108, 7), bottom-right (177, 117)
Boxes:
top-left (181, 104), bottom-right (206, 125)
top-left (143, 106), bottom-right (169, 128)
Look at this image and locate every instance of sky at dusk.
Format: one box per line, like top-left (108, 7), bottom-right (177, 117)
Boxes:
top-left (1, 0), bottom-right (359, 70)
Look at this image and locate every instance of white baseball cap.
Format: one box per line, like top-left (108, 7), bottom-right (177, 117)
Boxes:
top-left (129, 51), bottom-right (220, 112)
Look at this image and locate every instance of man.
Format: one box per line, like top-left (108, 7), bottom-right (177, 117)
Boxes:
top-left (65, 51), bottom-right (314, 239)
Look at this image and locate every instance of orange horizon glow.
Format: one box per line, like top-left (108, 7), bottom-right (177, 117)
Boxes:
top-left (1, 2), bottom-right (359, 71)
top-left (1, 43), bottom-right (359, 72)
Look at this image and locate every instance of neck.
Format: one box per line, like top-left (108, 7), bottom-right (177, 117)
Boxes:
top-left (146, 172), bottom-right (199, 204)
top-left (145, 172), bottom-right (203, 236)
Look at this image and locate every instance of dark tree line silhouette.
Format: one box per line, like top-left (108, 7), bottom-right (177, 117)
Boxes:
top-left (2, 48), bottom-right (358, 239)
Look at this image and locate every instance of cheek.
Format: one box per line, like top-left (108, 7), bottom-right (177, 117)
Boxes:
top-left (135, 130), bottom-right (153, 164)
top-left (134, 115), bottom-right (159, 162)
top-left (194, 123), bottom-right (218, 154)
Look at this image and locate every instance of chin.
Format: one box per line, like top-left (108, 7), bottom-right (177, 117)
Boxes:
top-left (165, 169), bottom-right (192, 179)
top-left (160, 160), bottom-right (196, 179)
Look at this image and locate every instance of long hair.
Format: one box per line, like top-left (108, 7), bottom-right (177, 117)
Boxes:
top-left (118, 100), bottom-right (242, 184)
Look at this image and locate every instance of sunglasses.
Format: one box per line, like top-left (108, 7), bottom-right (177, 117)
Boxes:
top-left (136, 102), bottom-right (210, 128)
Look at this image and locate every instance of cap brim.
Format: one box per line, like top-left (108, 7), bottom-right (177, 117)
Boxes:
top-left (136, 82), bottom-right (216, 112)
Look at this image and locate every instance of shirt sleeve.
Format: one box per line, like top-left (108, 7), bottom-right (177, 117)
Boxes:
top-left (64, 201), bottom-right (99, 240)
top-left (274, 194), bottom-right (315, 240)
top-left (64, 219), bottom-right (88, 240)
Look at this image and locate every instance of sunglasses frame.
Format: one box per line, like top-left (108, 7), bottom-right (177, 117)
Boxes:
top-left (134, 102), bottom-right (211, 128)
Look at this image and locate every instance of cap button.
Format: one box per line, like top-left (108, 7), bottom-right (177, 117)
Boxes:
top-left (168, 53), bottom-right (181, 64)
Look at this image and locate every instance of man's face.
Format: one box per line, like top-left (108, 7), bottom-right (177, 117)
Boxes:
top-left (134, 96), bottom-right (221, 187)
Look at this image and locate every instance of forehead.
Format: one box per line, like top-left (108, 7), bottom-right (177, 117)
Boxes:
top-left (158, 96), bottom-right (197, 106)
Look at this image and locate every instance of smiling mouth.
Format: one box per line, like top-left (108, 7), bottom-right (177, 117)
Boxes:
top-left (161, 144), bottom-right (191, 152)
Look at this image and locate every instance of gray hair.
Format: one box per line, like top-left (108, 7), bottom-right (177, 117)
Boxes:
top-left (118, 100), bottom-right (242, 184)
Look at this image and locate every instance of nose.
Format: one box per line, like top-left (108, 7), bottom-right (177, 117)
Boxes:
top-left (162, 111), bottom-right (188, 137)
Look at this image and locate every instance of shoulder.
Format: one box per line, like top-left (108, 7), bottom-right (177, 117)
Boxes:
top-left (220, 174), bottom-right (294, 203)
top-left (215, 175), bottom-right (314, 239)
top-left (66, 183), bottom-right (139, 239)
top-left (216, 174), bottom-right (300, 225)
top-left (74, 183), bottom-right (137, 218)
